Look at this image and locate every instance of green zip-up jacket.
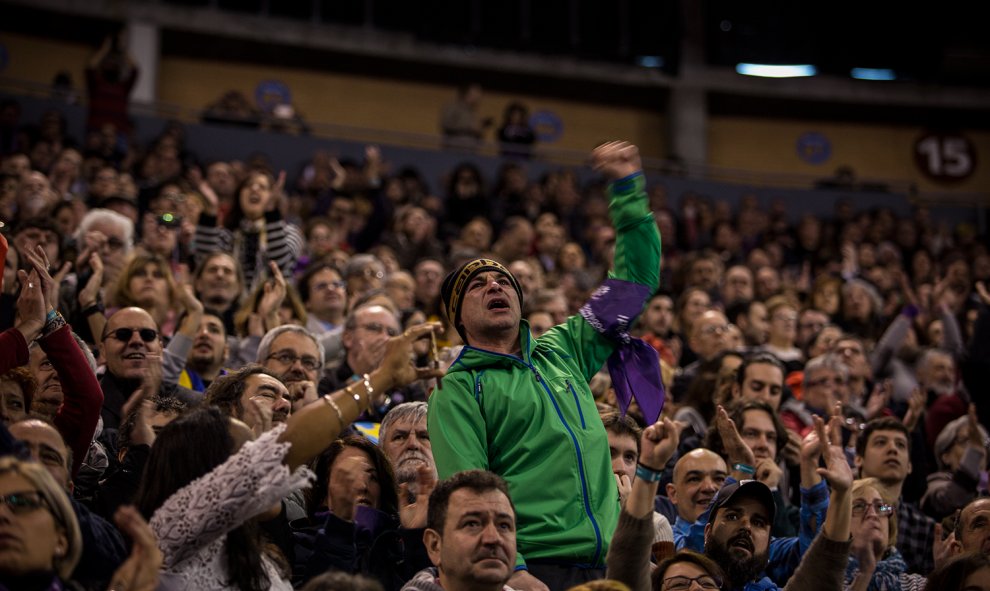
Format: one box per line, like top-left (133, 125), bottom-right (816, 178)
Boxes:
top-left (427, 173), bottom-right (661, 570)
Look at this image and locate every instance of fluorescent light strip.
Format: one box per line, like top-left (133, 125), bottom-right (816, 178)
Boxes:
top-left (850, 68), bottom-right (896, 81)
top-left (736, 63), bottom-right (817, 78)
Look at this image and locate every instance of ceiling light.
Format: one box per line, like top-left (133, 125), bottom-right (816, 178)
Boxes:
top-left (736, 63), bottom-right (817, 78)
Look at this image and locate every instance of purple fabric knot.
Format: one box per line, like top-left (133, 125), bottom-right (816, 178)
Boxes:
top-left (579, 278), bottom-right (665, 423)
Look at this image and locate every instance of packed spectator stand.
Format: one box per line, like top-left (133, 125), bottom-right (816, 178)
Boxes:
top-left (1, 29), bottom-right (989, 591)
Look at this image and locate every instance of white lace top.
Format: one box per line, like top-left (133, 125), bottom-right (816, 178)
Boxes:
top-left (150, 424), bottom-right (315, 590)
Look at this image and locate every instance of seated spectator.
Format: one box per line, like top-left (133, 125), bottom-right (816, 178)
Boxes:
top-left (193, 251), bottom-right (245, 336)
top-left (202, 90), bottom-right (262, 128)
top-left (299, 262), bottom-right (347, 336)
top-left (945, 497), bottom-right (990, 558)
top-left (781, 354), bottom-right (846, 438)
top-left (98, 307), bottom-right (200, 432)
top-left (195, 170), bottom-right (303, 290)
top-left (704, 400), bottom-right (797, 537)
top-left (257, 324), bottom-right (325, 412)
top-left (652, 551), bottom-right (726, 591)
top-left (205, 365), bottom-right (291, 433)
top-left (321, 303), bottom-right (423, 420)
top-left (673, 310), bottom-right (731, 402)
top-left (379, 402), bottom-right (437, 491)
top-left (403, 470), bottom-right (517, 591)
top-left (0, 367), bottom-right (33, 425)
top-left (293, 436), bottom-right (432, 589)
top-left (134, 325), bottom-right (442, 590)
top-left (854, 417), bottom-right (935, 575)
top-left (601, 411), bottom-right (675, 549)
top-left (921, 406), bottom-right (988, 520)
top-left (843, 477), bottom-right (927, 591)
top-left (8, 419), bottom-right (128, 588)
top-left (729, 353), bottom-right (785, 412)
top-left (109, 252), bottom-right (181, 336)
top-left (497, 101), bottom-right (535, 159)
top-left (760, 297), bottom-right (803, 369)
top-left (345, 254), bottom-right (388, 304)
top-left (924, 553), bottom-right (990, 591)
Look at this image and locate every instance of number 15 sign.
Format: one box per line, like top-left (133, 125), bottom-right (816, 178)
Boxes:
top-left (913, 132), bottom-right (977, 182)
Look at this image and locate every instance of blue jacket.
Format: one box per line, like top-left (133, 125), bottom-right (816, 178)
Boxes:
top-left (673, 478), bottom-right (829, 585)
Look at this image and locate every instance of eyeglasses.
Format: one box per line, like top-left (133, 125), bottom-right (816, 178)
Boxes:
top-left (351, 268), bottom-right (385, 280)
top-left (807, 376), bottom-right (846, 388)
top-left (852, 500), bottom-right (894, 517)
top-left (663, 575), bottom-right (722, 590)
top-left (267, 351), bottom-right (321, 371)
top-left (101, 237), bottom-right (126, 252)
top-left (0, 490), bottom-right (49, 516)
top-left (103, 327), bottom-right (159, 343)
top-left (358, 322), bottom-right (400, 337)
top-left (313, 280), bottom-right (346, 291)
top-left (701, 324), bottom-right (730, 336)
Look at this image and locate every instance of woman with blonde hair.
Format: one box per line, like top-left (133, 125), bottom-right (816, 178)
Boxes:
top-left (110, 252), bottom-right (181, 336)
top-left (844, 478), bottom-right (926, 591)
top-left (0, 456), bottom-right (82, 583)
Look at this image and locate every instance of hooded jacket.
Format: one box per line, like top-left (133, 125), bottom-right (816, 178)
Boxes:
top-left (428, 173), bottom-right (661, 570)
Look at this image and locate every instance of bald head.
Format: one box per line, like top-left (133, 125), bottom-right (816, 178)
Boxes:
top-left (9, 419), bottom-right (71, 490)
top-left (690, 310), bottom-right (730, 360)
top-left (667, 449), bottom-right (727, 523)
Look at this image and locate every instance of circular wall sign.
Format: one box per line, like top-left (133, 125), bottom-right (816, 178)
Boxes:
top-left (255, 80), bottom-right (292, 113)
top-left (796, 131), bottom-right (831, 165)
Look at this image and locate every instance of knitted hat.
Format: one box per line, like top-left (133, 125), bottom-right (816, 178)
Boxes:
top-left (440, 258), bottom-right (523, 340)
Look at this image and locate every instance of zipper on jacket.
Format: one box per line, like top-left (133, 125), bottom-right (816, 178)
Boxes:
top-left (531, 367), bottom-right (604, 565)
top-left (566, 380), bottom-right (587, 429)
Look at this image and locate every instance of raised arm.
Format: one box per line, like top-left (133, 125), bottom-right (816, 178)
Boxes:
top-left (279, 323), bottom-right (443, 470)
top-left (607, 419), bottom-right (682, 591)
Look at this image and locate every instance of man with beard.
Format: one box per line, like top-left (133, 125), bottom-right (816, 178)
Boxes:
top-left (204, 364), bottom-right (291, 431)
top-left (918, 348), bottom-right (969, 450)
top-left (703, 415), bottom-right (854, 591)
top-left (680, 406), bottom-right (831, 585)
top-left (380, 402), bottom-right (437, 494)
top-left (192, 252), bottom-right (244, 338)
top-left (258, 325), bottom-right (325, 413)
top-left (161, 312), bottom-right (230, 393)
top-left (855, 417), bottom-right (935, 574)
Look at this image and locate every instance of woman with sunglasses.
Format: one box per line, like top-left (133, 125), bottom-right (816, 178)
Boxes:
top-left (844, 478), bottom-right (926, 591)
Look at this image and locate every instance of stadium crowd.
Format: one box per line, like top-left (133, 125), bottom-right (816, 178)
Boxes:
top-left (0, 88), bottom-right (988, 591)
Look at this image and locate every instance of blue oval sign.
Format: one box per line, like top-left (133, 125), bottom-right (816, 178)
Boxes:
top-left (255, 80), bottom-right (292, 113)
top-left (796, 131), bottom-right (831, 165)
top-left (531, 110), bottom-right (563, 143)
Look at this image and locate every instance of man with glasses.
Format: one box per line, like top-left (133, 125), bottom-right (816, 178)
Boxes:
top-left (781, 354), bottom-right (847, 438)
top-left (673, 310), bottom-right (731, 402)
top-left (344, 254), bottom-right (386, 301)
top-left (98, 307), bottom-right (199, 431)
top-left (257, 325), bottom-right (325, 413)
top-left (320, 303), bottom-right (420, 420)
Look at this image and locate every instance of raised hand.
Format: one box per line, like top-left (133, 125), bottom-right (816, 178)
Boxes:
top-left (639, 417), bottom-right (683, 470)
top-left (715, 405), bottom-right (756, 469)
top-left (286, 380), bottom-right (318, 413)
top-left (902, 387), bottom-right (925, 432)
top-left (107, 506), bottom-right (162, 591)
top-left (21, 245), bottom-right (60, 313)
top-left (78, 253), bottom-right (104, 307)
top-left (591, 141), bottom-right (642, 181)
top-left (815, 414), bottom-right (853, 493)
top-left (754, 458), bottom-right (783, 488)
top-left (14, 269), bottom-right (46, 342)
top-left (399, 464), bottom-right (437, 529)
top-left (864, 380), bottom-right (891, 420)
top-left (256, 261), bottom-right (287, 320)
top-left (374, 323), bottom-right (446, 392)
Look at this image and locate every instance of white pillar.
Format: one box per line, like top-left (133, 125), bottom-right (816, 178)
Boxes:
top-left (127, 20), bottom-right (159, 105)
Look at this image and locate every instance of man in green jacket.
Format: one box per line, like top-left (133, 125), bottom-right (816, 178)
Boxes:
top-left (429, 141), bottom-right (662, 591)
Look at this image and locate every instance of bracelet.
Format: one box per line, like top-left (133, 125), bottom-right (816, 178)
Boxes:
top-left (732, 463), bottom-right (756, 475)
top-left (361, 373), bottom-right (374, 403)
top-left (41, 312), bottom-right (67, 339)
top-left (322, 395), bottom-right (344, 426)
top-left (635, 463), bottom-right (664, 482)
top-left (81, 303), bottom-right (104, 317)
top-left (46, 309), bottom-right (57, 323)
